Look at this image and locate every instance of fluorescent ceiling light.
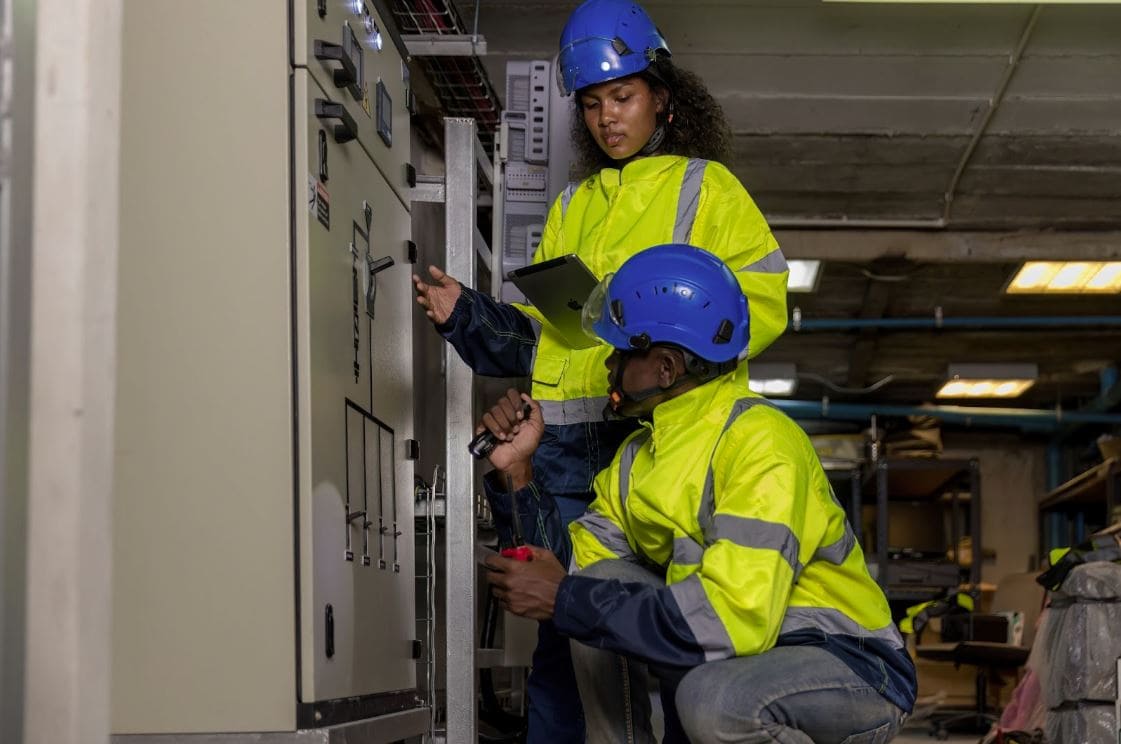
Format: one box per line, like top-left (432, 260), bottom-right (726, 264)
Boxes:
top-left (1005, 261), bottom-right (1121, 295)
top-left (749, 362), bottom-right (798, 397)
top-left (787, 260), bottom-right (822, 293)
top-left (936, 363), bottom-right (1038, 399)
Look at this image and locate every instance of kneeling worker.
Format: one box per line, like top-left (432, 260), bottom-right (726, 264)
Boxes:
top-left (481, 243), bottom-right (916, 743)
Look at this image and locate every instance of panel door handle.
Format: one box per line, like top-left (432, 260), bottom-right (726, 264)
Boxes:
top-left (313, 40), bottom-right (357, 88)
top-left (314, 99), bottom-right (357, 144)
top-left (366, 256), bottom-right (394, 317)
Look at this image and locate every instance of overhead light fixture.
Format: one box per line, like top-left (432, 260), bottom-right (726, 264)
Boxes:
top-left (1005, 261), bottom-right (1121, 295)
top-left (749, 362), bottom-right (799, 397)
top-left (787, 260), bottom-right (822, 293)
top-left (936, 363), bottom-right (1038, 399)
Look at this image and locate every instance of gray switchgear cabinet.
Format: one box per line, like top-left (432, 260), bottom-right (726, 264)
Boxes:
top-left (112, 0), bottom-right (424, 737)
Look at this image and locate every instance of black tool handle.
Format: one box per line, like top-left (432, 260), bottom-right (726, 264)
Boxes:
top-left (468, 402), bottom-right (533, 460)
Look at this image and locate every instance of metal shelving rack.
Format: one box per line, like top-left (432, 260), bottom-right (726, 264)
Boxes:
top-left (1039, 457), bottom-right (1121, 557)
top-left (865, 457), bottom-right (982, 601)
top-left (825, 463), bottom-right (865, 548)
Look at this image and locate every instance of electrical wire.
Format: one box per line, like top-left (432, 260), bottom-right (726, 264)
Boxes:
top-left (859, 268), bottom-right (910, 283)
top-left (798, 372), bottom-right (895, 395)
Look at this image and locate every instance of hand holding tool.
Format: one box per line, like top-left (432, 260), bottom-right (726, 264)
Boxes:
top-left (468, 401), bottom-right (533, 460)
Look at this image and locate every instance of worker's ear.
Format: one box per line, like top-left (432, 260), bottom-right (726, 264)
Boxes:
top-left (655, 348), bottom-right (686, 388)
top-left (653, 85), bottom-right (669, 114)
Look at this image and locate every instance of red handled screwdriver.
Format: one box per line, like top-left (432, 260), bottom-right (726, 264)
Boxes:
top-left (500, 473), bottom-right (533, 562)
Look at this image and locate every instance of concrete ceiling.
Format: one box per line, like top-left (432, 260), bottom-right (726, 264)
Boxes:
top-left (453, 0), bottom-right (1121, 422)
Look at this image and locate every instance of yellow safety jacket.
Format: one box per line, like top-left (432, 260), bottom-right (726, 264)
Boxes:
top-left (555, 374), bottom-right (917, 712)
top-left (517, 155), bottom-right (789, 428)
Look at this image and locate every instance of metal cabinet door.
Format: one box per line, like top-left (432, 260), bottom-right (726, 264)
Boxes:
top-left (294, 0), bottom-right (413, 206)
top-left (293, 69), bottom-right (416, 708)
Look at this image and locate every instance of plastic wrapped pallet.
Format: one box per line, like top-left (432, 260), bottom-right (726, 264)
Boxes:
top-left (1036, 561), bottom-right (1121, 743)
top-left (1039, 562), bottom-right (1121, 707)
top-left (1044, 702), bottom-right (1116, 744)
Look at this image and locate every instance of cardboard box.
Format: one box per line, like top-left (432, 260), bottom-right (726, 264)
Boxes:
top-left (810, 433), bottom-right (864, 463)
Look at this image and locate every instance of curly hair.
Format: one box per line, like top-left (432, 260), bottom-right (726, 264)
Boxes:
top-left (569, 58), bottom-right (733, 180)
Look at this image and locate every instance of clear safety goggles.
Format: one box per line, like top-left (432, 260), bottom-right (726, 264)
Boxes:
top-left (579, 272), bottom-right (616, 344)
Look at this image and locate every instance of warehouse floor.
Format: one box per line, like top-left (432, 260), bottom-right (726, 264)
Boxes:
top-left (895, 726), bottom-right (980, 743)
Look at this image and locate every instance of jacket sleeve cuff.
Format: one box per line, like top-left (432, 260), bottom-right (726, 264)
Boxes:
top-left (482, 470), bottom-right (542, 545)
top-left (552, 574), bottom-right (599, 639)
top-left (435, 288), bottom-right (474, 336)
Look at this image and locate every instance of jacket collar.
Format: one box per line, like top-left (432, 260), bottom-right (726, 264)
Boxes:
top-left (648, 372), bottom-right (743, 451)
top-left (596, 155), bottom-right (685, 195)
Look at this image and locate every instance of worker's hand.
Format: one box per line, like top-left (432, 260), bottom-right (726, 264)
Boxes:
top-left (478, 389), bottom-right (543, 488)
top-left (412, 265), bottom-right (462, 325)
top-left (485, 546), bottom-right (566, 621)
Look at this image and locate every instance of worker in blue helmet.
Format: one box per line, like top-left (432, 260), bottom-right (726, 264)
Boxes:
top-left (479, 245), bottom-right (916, 744)
top-left (413, 2), bottom-right (789, 740)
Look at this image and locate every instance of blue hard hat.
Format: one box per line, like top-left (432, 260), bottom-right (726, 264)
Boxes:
top-left (556, 0), bottom-right (671, 96)
top-left (585, 244), bottom-right (749, 364)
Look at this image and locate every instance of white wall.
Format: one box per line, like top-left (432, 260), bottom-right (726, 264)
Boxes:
top-left (942, 433), bottom-right (1046, 584)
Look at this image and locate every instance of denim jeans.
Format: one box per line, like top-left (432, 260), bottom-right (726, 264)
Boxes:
top-left (524, 495), bottom-right (591, 744)
top-left (569, 559), bottom-right (907, 744)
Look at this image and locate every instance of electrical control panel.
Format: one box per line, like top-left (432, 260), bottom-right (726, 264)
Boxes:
top-left (295, 67), bottom-right (416, 707)
top-left (113, 0), bottom-right (420, 735)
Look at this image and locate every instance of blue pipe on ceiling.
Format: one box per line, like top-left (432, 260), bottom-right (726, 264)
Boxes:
top-left (772, 399), bottom-right (1121, 432)
top-left (790, 315), bottom-right (1121, 332)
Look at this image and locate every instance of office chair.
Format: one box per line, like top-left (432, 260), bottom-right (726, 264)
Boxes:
top-left (916, 573), bottom-right (1044, 740)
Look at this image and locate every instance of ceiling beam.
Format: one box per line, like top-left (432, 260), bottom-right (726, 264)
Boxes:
top-left (941, 6), bottom-right (1040, 223)
top-left (774, 230), bottom-right (1121, 262)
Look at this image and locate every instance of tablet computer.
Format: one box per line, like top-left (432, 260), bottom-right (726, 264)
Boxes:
top-left (507, 254), bottom-right (601, 350)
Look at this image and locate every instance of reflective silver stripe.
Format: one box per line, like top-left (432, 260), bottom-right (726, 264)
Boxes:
top-left (526, 315), bottom-right (543, 341)
top-left (697, 397), bottom-right (779, 536)
top-left (618, 430), bottom-right (651, 508)
top-left (779, 606), bottom-right (905, 650)
top-left (537, 396), bottom-right (610, 425)
top-left (673, 158), bottom-right (707, 244)
top-left (813, 525), bottom-right (857, 566)
top-left (710, 514), bottom-right (802, 579)
top-left (739, 247), bottom-right (788, 275)
top-left (576, 509), bottom-right (636, 560)
top-left (669, 574), bottom-right (735, 661)
top-left (673, 537), bottom-right (704, 566)
top-left (560, 183), bottom-right (576, 219)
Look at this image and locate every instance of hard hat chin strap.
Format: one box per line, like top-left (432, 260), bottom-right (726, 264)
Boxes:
top-left (639, 123), bottom-right (666, 156)
top-left (603, 346), bottom-right (733, 420)
top-left (638, 63), bottom-right (674, 156)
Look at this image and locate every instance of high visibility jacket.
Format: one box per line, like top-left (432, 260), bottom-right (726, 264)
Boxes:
top-left (554, 374), bottom-right (917, 713)
top-left (517, 155), bottom-right (788, 428)
top-left (441, 155), bottom-right (789, 500)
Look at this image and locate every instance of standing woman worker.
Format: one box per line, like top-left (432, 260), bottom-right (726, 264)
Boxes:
top-left (413, 0), bottom-right (789, 739)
